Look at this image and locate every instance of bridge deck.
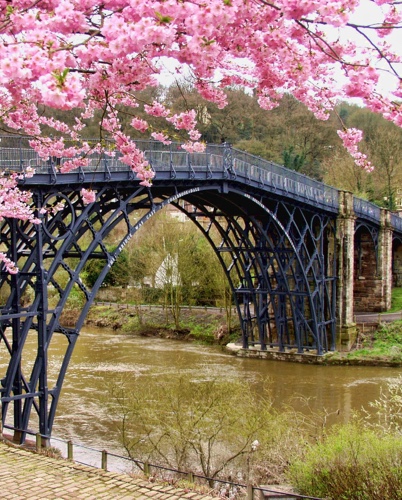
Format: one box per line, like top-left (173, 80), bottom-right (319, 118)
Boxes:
top-left (2, 136), bottom-right (400, 234)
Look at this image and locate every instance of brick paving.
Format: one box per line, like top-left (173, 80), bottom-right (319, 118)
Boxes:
top-left (0, 441), bottom-right (216, 500)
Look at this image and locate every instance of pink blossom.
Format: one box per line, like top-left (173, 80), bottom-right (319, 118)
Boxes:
top-left (337, 128), bottom-right (373, 172)
top-left (60, 158), bottom-right (90, 173)
top-left (189, 130), bottom-right (202, 141)
top-left (151, 132), bottom-right (172, 145)
top-left (167, 110), bottom-right (197, 131)
top-left (131, 118), bottom-right (149, 133)
top-left (0, 0), bottom-right (401, 276)
top-left (114, 133), bottom-right (155, 184)
top-left (81, 188), bottom-right (96, 205)
top-left (144, 101), bottom-right (170, 118)
top-left (181, 142), bottom-right (206, 153)
top-left (0, 253), bottom-right (18, 274)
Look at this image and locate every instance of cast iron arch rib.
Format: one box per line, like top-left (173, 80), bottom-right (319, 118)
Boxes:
top-left (0, 139), bottom-right (343, 444)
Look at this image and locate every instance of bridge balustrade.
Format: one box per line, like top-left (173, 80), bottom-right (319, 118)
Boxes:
top-left (353, 197), bottom-right (381, 223)
top-left (231, 147), bottom-right (339, 210)
top-left (391, 213), bottom-right (402, 232)
top-left (0, 138), bottom-right (339, 212)
top-left (0, 135), bottom-right (400, 231)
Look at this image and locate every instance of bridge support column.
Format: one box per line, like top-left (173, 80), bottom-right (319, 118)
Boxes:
top-left (336, 192), bottom-right (357, 351)
top-left (377, 209), bottom-right (393, 311)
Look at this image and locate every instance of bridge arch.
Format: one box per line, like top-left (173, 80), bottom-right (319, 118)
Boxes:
top-left (0, 179), bottom-right (337, 443)
top-left (170, 187), bottom-right (336, 355)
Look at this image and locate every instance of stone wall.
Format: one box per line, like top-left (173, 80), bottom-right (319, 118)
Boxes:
top-left (353, 231), bottom-right (382, 312)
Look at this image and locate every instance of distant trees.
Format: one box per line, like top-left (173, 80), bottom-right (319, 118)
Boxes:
top-left (338, 104), bottom-right (402, 209)
top-left (317, 103), bottom-right (402, 207)
top-left (163, 86), bottom-right (339, 180)
top-left (83, 209), bottom-right (231, 320)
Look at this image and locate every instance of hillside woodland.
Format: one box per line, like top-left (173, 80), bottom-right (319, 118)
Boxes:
top-left (34, 83), bottom-right (402, 210)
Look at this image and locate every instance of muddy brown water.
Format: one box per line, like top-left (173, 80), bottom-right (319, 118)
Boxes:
top-left (54, 328), bottom-right (401, 446)
top-left (2, 327), bottom-right (401, 468)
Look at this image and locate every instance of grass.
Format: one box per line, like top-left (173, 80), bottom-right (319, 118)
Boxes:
top-left (288, 422), bottom-right (402, 499)
top-left (341, 288), bottom-right (402, 363)
top-left (388, 287), bottom-right (402, 313)
top-left (345, 320), bottom-right (402, 362)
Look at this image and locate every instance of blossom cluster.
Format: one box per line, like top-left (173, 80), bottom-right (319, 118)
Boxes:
top-left (337, 128), bottom-right (374, 172)
top-left (0, 0), bottom-right (399, 237)
top-left (0, 1), bottom-right (399, 145)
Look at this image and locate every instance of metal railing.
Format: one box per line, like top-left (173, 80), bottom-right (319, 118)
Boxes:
top-left (1, 135), bottom-right (402, 234)
top-left (0, 136), bottom-right (339, 212)
top-left (35, 433), bottom-right (323, 500)
top-left (353, 197), bottom-right (381, 223)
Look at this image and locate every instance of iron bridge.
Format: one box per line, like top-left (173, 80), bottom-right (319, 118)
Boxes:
top-left (0, 136), bottom-right (401, 444)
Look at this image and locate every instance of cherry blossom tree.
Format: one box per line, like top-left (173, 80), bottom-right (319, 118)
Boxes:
top-left (0, 0), bottom-right (401, 254)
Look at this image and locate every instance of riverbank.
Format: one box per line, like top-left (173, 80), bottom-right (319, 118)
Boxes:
top-left (62, 303), bottom-right (402, 366)
top-left (225, 343), bottom-right (402, 367)
top-left (80, 303), bottom-right (240, 345)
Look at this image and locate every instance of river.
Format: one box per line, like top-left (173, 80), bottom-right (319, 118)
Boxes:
top-left (52, 328), bottom-right (401, 447)
top-left (4, 327), bottom-right (402, 470)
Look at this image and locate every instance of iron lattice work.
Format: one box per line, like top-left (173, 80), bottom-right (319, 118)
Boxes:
top-left (0, 137), bottom-right (342, 443)
top-left (172, 188), bottom-right (337, 353)
top-left (0, 183), bottom-right (337, 443)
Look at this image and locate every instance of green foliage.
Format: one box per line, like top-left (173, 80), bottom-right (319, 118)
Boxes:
top-left (282, 146), bottom-right (306, 172)
top-left (288, 421), bottom-right (402, 499)
top-left (65, 285), bottom-right (86, 309)
top-left (390, 287), bottom-right (402, 313)
top-left (140, 287), bottom-right (163, 304)
top-left (83, 247), bottom-right (130, 288)
top-left (233, 139), bottom-right (273, 160)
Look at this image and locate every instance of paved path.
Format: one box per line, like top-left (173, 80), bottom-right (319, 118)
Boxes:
top-left (0, 441), bottom-right (216, 500)
top-left (355, 310), bottom-right (402, 323)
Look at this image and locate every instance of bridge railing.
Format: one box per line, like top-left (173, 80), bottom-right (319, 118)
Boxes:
top-left (353, 197), bottom-right (381, 223)
top-left (391, 213), bottom-right (402, 233)
top-left (230, 147), bottom-right (339, 209)
top-left (3, 135), bottom-right (402, 233)
top-left (136, 143), bottom-right (226, 173)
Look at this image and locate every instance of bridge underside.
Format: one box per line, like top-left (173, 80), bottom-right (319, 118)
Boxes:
top-left (0, 180), bottom-right (337, 443)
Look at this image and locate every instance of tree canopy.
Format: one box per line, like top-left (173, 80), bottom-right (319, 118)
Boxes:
top-left (1, 1), bottom-right (401, 165)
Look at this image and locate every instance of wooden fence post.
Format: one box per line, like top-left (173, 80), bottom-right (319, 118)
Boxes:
top-left (36, 433), bottom-right (42, 452)
top-left (67, 440), bottom-right (73, 460)
top-left (101, 450), bottom-right (108, 471)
